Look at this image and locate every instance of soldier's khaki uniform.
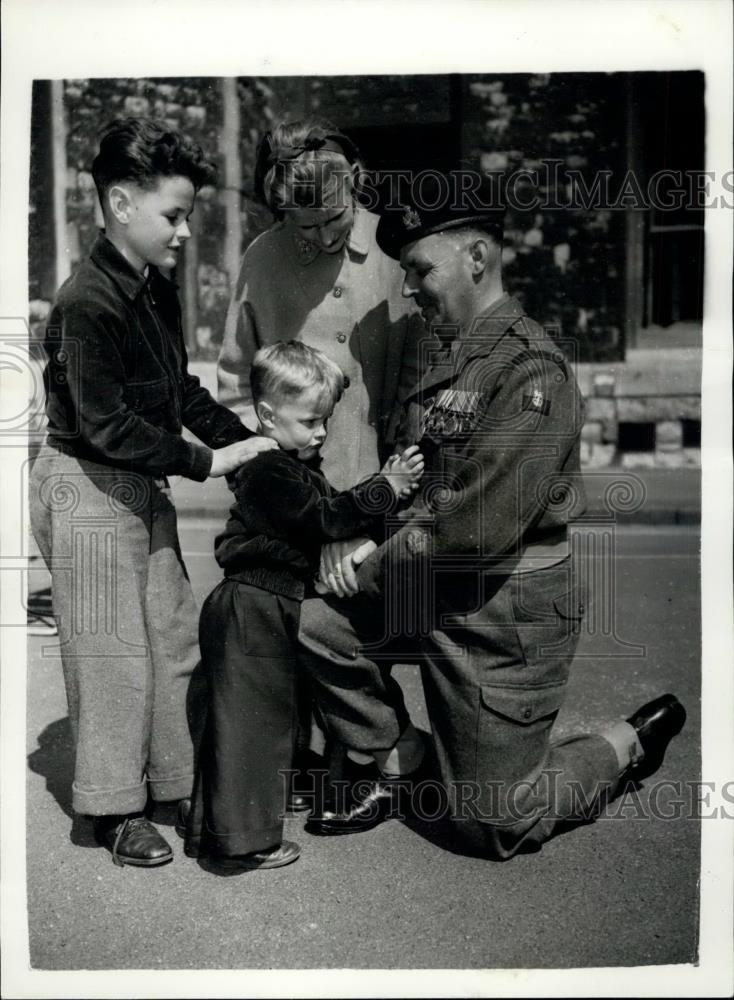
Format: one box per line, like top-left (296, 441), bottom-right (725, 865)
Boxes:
top-left (299, 294), bottom-right (622, 859)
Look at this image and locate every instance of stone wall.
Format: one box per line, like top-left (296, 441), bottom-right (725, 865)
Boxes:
top-left (28, 73), bottom-right (701, 467)
top-left (463, 73), bottom-right (627, 363)
top-left (295, 73), bottom-right (630, 362)
top-left (38, 73), bottom-right (632, 363)
top-left (57, 77), bottom-right (277, 359)
top-left (577, 349), bottom-right (701, 468)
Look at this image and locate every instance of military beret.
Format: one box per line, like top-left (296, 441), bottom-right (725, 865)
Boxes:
top-left (375, 168), bottom-right (505, 260)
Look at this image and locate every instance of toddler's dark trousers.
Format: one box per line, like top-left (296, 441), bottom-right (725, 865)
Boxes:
top-left (192, 580), bottom-right (300, 857)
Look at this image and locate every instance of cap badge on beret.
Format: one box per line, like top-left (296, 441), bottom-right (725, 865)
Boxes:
top-left (402, 206), bottom-right (422, 231)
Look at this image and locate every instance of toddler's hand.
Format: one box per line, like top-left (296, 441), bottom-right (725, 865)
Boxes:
top-left (381, 444), bottom-right (424, 498)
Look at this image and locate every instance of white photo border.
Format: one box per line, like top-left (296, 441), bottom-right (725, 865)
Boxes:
top-left (1, 1), bottom-right (732, 997)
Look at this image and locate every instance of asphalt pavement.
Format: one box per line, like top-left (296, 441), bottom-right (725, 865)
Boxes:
top-left (24, 521), bottom-right (702, 972)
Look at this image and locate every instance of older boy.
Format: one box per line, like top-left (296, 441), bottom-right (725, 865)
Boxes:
top-left (30, 118), bottom-right (274, 867)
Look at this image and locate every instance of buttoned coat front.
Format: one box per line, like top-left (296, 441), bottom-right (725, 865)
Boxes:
top-left (218, 207), bottom-right (426, 489)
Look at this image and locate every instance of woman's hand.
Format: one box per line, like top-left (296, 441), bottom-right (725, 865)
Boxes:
top-left (208, 436), bottom-right (277, 478)
top-left (381, 444), bottom-right (425, 498)
top-left (318, 537), bottom-right (377, 597)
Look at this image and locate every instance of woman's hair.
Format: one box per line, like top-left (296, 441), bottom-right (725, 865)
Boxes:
top-left (255, 118), bottom-right (364, 219)
top-left (92, 117), bottom-right (216, 201)
top-left (251, 340), bottom-right (345, 411)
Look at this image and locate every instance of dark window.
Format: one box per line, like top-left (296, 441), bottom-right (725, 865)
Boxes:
top-left (681, 419), bottom-right (701, 448)
top-left (640, 71), bottom-right (705, 328)
top-left (618, 422), bottom-right (656, 452)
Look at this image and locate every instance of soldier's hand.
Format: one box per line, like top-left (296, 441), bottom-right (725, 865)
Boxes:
top-left (319, 537), bottom-right (377, 597)
top-left (208, 436), bottom-right (277, 478)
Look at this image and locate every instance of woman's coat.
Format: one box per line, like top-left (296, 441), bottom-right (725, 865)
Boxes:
top-left (218, 207), bottom-right (426, 488)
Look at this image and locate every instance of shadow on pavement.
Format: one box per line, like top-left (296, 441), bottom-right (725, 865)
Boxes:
top-left (27, 716), bottom-right (96, 848)
top-left (27, 717), bottom-right (74, 818)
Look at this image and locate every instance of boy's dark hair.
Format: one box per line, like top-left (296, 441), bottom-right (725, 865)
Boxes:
top-left (92, 117), bottom-right (216, 203)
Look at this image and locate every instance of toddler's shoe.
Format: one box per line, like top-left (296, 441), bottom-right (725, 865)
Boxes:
top-left (208, 841), bottom-right (301, 872)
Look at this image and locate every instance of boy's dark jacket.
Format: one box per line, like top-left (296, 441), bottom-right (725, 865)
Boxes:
top-left (216, 449), bottom-right (396, 600)
top-left (43, 234), bottom-right (249, 480)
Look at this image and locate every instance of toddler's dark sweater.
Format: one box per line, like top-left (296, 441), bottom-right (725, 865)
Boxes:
top-left (215, 448), bottom-right (397, 600)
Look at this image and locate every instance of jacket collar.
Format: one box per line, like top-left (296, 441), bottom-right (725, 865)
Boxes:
top-left (450, 293), bottom-right (526, 366)
top-left (290, 205), bottom-right (371, 268)
top-left (409, 294), bottom-right (526, 399)
top-left (90, 233), bottom-right (179, 299)
top-left (282, 447), bottom-right (324, 473)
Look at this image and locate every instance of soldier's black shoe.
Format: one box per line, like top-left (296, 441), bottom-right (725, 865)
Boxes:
top-left (306, 761), bottom-right (427, 836)
top-left (625, 693), bottom-right (687, 780)
top-left (93, 813), bottom-right (173, 868)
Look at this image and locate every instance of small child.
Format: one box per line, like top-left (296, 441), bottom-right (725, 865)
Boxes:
top-left (29, 117), bottom-right (274, 868)
top-left (184, 340), bottom-right (424, 870)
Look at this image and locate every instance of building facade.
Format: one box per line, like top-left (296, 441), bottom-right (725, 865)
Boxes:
top-left (29, 72), bottom-right (704, 467)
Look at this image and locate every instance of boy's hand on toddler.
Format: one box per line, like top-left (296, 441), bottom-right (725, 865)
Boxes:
top-left (382, 444), bottom-right (425, 497)
top-left (209, 436), bottom-right (277, 478)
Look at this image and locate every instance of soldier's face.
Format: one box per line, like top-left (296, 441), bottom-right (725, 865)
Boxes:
top-left (400, 233), bottom-right (476, 333)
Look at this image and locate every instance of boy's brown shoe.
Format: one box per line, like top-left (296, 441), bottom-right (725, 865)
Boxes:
top-left (93, 813), bottom-right (173, 868)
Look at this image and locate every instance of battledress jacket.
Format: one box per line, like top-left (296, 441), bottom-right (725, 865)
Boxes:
top-left (355, 294), bottom-right (587, 599)
top-left (217, 207), bottom-right (426, 489)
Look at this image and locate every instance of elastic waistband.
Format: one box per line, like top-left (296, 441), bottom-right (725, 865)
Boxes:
top-left (225, 568), bottom-right (305, 602)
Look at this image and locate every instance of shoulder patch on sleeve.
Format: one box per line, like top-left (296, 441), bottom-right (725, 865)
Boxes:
top-left (522, 389), bottom-right (551, 415)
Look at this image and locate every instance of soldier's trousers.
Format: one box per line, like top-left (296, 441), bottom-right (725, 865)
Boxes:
top-left (29, 444), bottom-right (204, 815)
top-left (298, 556), bottom-right (622, 860)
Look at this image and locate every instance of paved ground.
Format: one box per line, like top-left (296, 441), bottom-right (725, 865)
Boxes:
top-left (25, 522), bottom-right (701, 971)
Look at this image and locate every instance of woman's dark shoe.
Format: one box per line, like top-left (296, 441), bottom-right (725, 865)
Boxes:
top-left (208, 841), bottom-right (301, 871)
top-left (287, 748), bottom-right (326, 812)
top-left (625, 693), bottom-right (687, 781)
top-left (93, 813), bottom-right (173, 868)
top-left (174, 798), bottom-right (200, 857)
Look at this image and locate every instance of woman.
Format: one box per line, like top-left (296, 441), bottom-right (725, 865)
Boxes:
top-left (215, 118), bottom-right (427, 804)
top-left (217, 118), bottom-right (424, 490)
